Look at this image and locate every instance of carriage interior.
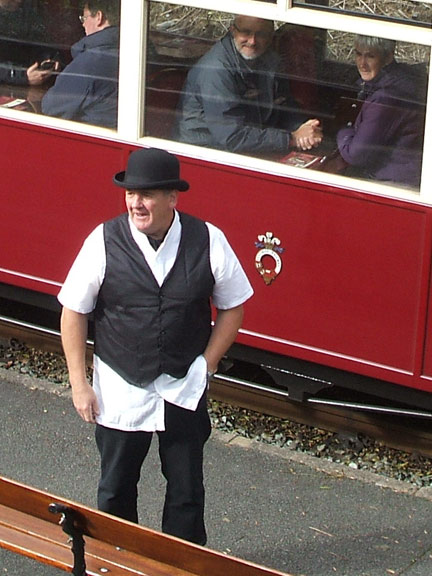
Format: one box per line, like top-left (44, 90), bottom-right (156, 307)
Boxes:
top-left (144, 20), bottom-right (428, 149)
top-left (0, 1), bottom-right (429, 181)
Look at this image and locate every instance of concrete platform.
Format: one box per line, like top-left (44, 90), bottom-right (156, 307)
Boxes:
top-left (1, 367), bottom-right (432, 576)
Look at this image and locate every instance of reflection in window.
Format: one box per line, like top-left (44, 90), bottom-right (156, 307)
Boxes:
top-left (145, 3), bottom-right (428, 190)
top-left (41, 0), bottom-right (120, 128)
top-left (0, 0), bottom-right (121, 130)
top-left (292, 0), bottom-right (432, 26)
top-left (145, 4), bottom-right (230, 139)
top-left (0, 1), bottom-right (82, 100)
top-left (334, 34), bottom-right (428, 188)
top-left (146, 6), bottom-right (323, 155)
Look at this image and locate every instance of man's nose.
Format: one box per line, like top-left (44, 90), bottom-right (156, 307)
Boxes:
top-left (131, 193), bottom-right (144, 207)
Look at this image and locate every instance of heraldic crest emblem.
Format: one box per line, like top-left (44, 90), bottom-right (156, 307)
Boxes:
top-left (255, 232), bottom-right (284, 285)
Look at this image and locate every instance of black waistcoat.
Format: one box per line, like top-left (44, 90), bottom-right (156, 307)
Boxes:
top-left (94, 212), bottom-right (214, 388)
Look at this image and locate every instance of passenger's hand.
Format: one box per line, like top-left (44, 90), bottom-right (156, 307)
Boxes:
top-left (26, 85), bottom-right (46, 112)
top-left (292, 119), bottom-right (323, 150)
top-left (26, 61), bottom-right (59, 86)
top-left (71, 380), bottom-right (100, 424)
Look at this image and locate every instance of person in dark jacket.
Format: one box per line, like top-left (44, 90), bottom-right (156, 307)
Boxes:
top-left (174, 15), bottom-right (322, 154)
top-left (336, 35), bottom-right (426, 188)
top-left (41, 0), bottom-right (120, 128)
top-left (0, 0), bottom-right (58, 86)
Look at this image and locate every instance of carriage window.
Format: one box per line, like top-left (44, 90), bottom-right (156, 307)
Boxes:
top-left (146, 4), bottom-right (229, 140)
top-left (293, 0), bottom-right (432, 26)
top-left (145, 3), bottom-right (428, 191)
top-left (0, 0), bottom-right (120, 130)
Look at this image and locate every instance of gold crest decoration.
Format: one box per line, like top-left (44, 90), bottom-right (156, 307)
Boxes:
top-left (255, 232), bottom-right (284, 285)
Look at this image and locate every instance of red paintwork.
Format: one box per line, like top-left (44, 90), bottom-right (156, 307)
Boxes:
top-left (1, 122), bottom-right (128, 294)
top-left (2, 118), bottom-right (432, 394)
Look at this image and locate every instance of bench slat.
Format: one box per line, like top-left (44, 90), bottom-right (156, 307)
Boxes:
top-left (0, 476), bottom-right (291, 576)
top-left (0, 503), bottom-right (195, 576)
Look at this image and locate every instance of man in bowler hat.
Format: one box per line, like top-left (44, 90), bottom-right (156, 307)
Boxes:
top-left (58, 147), bottom-right (253, 545)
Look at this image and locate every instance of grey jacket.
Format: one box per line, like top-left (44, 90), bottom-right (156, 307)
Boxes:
top-left (174, 33), bottom-right (304, 154)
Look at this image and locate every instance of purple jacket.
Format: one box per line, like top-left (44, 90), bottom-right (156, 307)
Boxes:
top-left (337, 62), bottom-right (425, 188)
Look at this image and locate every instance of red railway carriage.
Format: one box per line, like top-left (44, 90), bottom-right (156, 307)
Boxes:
top-left (1, 0), bottom-right (432, 412)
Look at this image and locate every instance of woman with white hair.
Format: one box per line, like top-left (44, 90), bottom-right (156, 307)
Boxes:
top-left (336, 35), bottom-right (426, 188)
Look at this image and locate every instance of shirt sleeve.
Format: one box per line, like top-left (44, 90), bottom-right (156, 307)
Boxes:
top-left (207, 222), bottom-right (254, 310)
top-left (57, 224), bottom-right (106, 313)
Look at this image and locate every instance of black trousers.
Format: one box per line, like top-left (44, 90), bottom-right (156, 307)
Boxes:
top-left (95, 392), bottom-right (211, 545)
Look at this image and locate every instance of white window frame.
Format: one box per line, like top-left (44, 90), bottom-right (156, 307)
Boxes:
top-left (0, 0), bottom-right (430, 202)
top-left (137, 0), bottom-right (432, 202)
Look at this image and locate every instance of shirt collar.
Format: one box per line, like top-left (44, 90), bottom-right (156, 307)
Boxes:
top-left (128, 210), bottom-right (181, 256)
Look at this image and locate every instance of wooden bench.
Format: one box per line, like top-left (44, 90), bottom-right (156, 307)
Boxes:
top-left (0, 475), bottom-right (292, 576)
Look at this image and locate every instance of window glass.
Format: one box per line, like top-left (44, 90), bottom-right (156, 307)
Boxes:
top-left (145, 3), bottom-right (428, 191)
top-left (292, 0), bottom-right (432, 26)
top-left (146, 3), bottom-right (231, 139)
top-left (0, 0), bottom-right (120, 130)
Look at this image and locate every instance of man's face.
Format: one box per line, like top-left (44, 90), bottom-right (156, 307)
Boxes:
top-left (81, 5), bottom-right (100, 36)
top-left (355, 45), bottom-right (392, 82)
top-left (231, 16), bottom-right (274, 61)
top-left (125, 189), bottom-right (178, 238)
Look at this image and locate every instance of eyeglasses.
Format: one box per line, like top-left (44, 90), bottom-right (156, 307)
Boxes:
top-left (232, 23), bottom-right (272, 40)
top-left (79, 14), bottom-right (90, 23)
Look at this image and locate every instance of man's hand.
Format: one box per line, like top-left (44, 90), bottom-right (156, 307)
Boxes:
top-left (26, 61), bottom-right (59, 86)
top-left (291, 119), bottom-right (323, 150)
top-left (203, 305), bottom-right (244, 375)
top-left (71, 379), bottom-right (100, 423)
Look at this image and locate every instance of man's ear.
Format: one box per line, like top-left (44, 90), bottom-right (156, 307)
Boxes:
top-left (95, 10), bottom-right (105, 27)
top-left (169, 191), bottom-right (179, 208)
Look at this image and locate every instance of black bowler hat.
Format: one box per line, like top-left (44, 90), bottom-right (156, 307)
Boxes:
top-left (113, 148), bottom-right (189, 192)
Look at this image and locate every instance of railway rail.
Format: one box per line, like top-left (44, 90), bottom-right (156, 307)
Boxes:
top-left (1, 314), bottom-right (432, 460)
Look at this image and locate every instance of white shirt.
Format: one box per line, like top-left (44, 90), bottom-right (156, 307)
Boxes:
top-left (58, 211), bottom-right (253, 432)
